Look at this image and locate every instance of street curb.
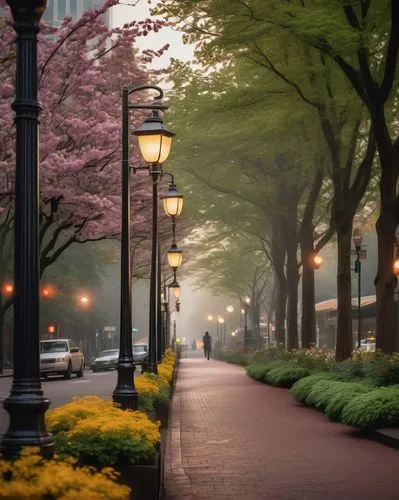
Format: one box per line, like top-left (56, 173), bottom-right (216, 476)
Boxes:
top-left (367, 429), bottom-right (399, 449)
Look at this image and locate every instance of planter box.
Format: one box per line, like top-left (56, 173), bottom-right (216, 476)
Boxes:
top-left (114, 450), bottom-right (162, 500)
top-left (154, 401), bottom-right (170, 429)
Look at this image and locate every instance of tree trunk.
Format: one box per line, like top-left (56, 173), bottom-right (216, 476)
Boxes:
top-left (286, 248), bottom-right (299, 350)
top-left (275, 277), bottom-right (287, 345)
top-left (375, 207), bottom-right (397, 353)
top-left (335, 223), bottom-right (353, 361)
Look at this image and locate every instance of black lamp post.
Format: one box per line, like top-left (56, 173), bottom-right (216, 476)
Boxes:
top-left (157, 244), bottom-right (163, 363)
top-left (113, 85), bottom-right (169, 407)
top-left (244, 297), bottom-right (251, 350)
top-left (1, 0), bottom-right (54, 456)
top-left (353, 228), bottom-right (363, 350)
top-left (132, 101), bottom-right (175, 374)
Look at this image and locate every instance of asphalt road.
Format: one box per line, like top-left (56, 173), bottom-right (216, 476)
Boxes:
top-left (0, 368), bottom-right (139, 436)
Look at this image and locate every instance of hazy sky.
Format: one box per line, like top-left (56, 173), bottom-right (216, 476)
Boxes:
top-left (111, 0), bottom-right (194, 69)
top-left (109, 2), bottom-right (233, 341)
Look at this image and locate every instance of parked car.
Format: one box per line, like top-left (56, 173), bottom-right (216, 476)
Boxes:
top-left (40, 339), bottom-right (84, 379)
top-left (133, 343), bottom-right (148, 365)
top-left (92, 349), bottom-right (119, 372)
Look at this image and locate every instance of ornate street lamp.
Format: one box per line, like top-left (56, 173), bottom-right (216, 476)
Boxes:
top-left (244, 297), bottom-right (251, 350)
top-left (114, 85), bottom-right (169, 405)
top-left (170, 277), bottom-right (181, 299)
top-left (133, 111), bottom-right (174, 164)
top-left (132, 94), bottom-right (175, 374)
top-left (167, 243), bottom-right (183, 270)
top-left (161, 183), bottom-right (184, 218)
top-left (1, 0), bottom-right (54, 457)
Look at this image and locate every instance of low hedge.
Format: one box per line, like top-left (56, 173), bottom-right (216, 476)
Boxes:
top-left (264, 364), bottom-right (310, 388)
top-left (341, 386), bottom-right (399, 429)
top-left (324, 383), bottom-right (371, 422)
top-left (246, 361), bottom-right (287, 381)
top-left (290, 373), bottom-right (336, 404)
top-left (218, 351), bottom-right (251, 366)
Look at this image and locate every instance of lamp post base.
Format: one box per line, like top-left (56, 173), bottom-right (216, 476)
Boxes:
top-left (1, 391), bottom-right (54, 458)
top-left (113, 362), bottom-right (138, 410)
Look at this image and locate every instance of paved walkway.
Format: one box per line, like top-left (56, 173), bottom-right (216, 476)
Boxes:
top-left (164, 357), bottom-right (399, 499)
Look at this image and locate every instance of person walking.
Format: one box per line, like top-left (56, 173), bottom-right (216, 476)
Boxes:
top-left (202, 331), bottom-right (212, 360)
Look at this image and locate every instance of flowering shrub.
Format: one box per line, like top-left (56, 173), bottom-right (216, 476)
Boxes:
top-left (291, 348), bottom-right (335, 371)
top-left (157, 361), bottom-right (174, 383)
top-left (46, 396), bottom-right (160, 466)
top-left (142, 372), bottom-right (170, 404)
top-left (135, 374), bottom-right (161, 411)
top-left (251, 343), bottom-right (290, 363)
top-left (164, 348), bottom-right (177, 364)
top-left (0, 447), bottom-right (130, 499)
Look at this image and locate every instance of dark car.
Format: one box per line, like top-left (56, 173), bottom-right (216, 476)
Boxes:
top-left (92, 349), bottom-right (119, 372)
top-left (133, 343), bottom-right (148, 365)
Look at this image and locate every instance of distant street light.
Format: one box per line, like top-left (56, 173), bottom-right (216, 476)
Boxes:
top-left (311, 254), bottom-right (323, 270)
top-left (207, 314), bottom-right (213, 321)
top-left (226, 305), bottom-right (234, 313)
top-left (41, 285), bottom-right (56, 299)
top-left (2, 283), bottom-right (13, 296)
top-left (78, 295), bottom-right (90, 307)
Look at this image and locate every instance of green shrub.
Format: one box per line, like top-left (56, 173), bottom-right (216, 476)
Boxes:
top-left (341, 387), bottom-right (399, 429)
top-left (329, 358), bottom-right (365, 381)
top-left (324, 383), bottom-right (371, 422)
top-left (246, 361), bottom-right (286, 381)
top-left (362, 358), bottom-right (399, 387)
top-left (219, 350), bottom-right (250, 366)
top-left (265, 364), bottom-right (310, 388)
top-left (305, 380), bottom-right (346, 410)
top-left (290, 373), bottom-right (335, 404)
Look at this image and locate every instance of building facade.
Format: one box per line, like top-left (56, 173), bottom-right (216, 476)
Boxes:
top-left (42, 0), bottom-right (112, 27)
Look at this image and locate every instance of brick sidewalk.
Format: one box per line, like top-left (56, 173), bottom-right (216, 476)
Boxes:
top-left (164, 358), bottom-right (399, 500)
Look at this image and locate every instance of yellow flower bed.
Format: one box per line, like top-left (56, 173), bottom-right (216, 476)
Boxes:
top-left (0, 447), bottom-right (129, 499)
top-left (46, 396), bottom-right (160, 466)
top-left (135, 375), bottom-right (161, 398)
top-left (157, 361), bottom-right (174, 384)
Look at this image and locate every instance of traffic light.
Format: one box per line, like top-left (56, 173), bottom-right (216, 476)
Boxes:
top-left (47, 323), bottom-right (57, 335)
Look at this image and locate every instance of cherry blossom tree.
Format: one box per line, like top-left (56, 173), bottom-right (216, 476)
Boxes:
top-left (0, 0), bottom-right (169, 369)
